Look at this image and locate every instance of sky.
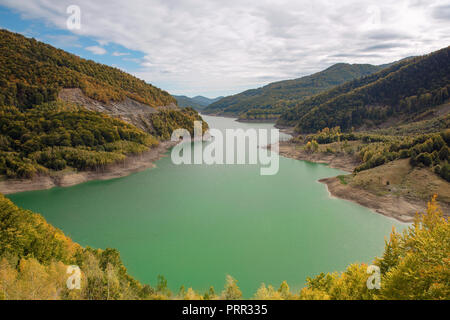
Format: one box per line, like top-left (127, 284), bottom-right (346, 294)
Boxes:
top-left (0, 0), bottom-right (449, 98)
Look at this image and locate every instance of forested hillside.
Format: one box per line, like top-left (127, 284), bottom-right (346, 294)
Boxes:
top-left (0, 30), bottom-right (206, 180)
top-left (294, 125), bottom-right (450, 182)
top-left (174, 95), bottom-right (223, 110)
top-left (0, 193), bottom-right (153, 299)
top-left (0, 29), bottom-right (175, 107)
top-left (278, 46), bottom-right (450, 132)
top-left (203, 63), bottom-right (385, 120)
top-left (0, 102), bottom-right (159, 179)
top-left (1, 193), bottom-right (448, 299)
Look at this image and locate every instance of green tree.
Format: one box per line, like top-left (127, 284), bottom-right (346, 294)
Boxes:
top-left (221, 275), bottom-right (242, 300)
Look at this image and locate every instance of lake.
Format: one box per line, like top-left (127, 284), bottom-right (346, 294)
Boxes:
top-left (7, 115), bottom-right (406, 297)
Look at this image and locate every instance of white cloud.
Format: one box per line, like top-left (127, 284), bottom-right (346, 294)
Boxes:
top-left (112, 51), bottom-right (130, 56)
top-left (1, 0), bottom-right (449, 96)
top-left (85, 45), bottom-right (106, 55)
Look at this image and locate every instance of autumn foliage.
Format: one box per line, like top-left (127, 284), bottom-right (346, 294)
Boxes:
top-left (0, 194), bottom-right (448, 300)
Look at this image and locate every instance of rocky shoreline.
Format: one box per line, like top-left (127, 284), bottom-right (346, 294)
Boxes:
top-left (1, 136), bottom-right (441, 223)
top-left (278, 141), bottom-right (434, 223)
top-left (0, 141), bottom-right (177, 195)
top-left (319, 176), bottom-right (422, 223)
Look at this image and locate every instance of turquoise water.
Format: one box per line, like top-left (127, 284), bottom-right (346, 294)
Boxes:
top-left (7, 115), bottom-right (406, 297)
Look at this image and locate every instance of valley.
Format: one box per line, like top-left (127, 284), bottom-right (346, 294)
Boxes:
top-left (0, 27), bottom-right (448, 301)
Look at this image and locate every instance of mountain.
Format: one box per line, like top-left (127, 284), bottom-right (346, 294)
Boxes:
top-left (278, 46), bottom-right (450, 133)
top-left (192, 95), bottom-right (224, 106)
top-left (174, 95), bottom-right (224, 110)
top-left (203, 63), bottom-right (386, 120)
top-left (0, 29), bottom-right (176, 108)
top-left (0, 29), bottom-right (205, 179)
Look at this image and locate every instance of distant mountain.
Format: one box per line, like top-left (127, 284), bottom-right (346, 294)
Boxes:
top-left (174, 95), bottom-right (224, 110)
top-left (191, 95), bottom-right (224, 106)
top-left (203, 63), bottom-right (387, 120)
top-left (278, 46), bottom-right (450, 132)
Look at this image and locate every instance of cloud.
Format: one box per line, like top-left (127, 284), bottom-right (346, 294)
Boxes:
top-left (431, 4), bottom-right (450, 20)
top-left (112, 51), bottom-right (130, 56)
top-left (0, 0), bottom-right (449, 96)
top-left (366, 31), bottom-right (414, 41)
top-left (330, 53), bottom-right (383, 59)
top-left (85, 45), bottom-right (106, 55)
top-left (364, 43), bottom-right (409, 51)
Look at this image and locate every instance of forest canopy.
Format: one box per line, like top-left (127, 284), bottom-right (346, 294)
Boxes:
top-left (0, 29), bottom-right (175, 108)
top-left (278, 46), bottom-right (450, 132)
top-left (0, 30), bottom-right (207, 180)
top-left (204, 63), bottom-right (386, 118)
top-left (0, 102), bottom-right (158, 178)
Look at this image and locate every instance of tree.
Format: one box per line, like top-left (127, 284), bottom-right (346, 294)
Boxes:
top-left (203, 286), bottom-right (216, 300)
top-left (221, 275), bottom-right (242, 300)
top-left (376, 195), bottom-right (450, 299)
top-left (278, 281), bottom-right (292, 299)
top-left (298, 196), bottom-right (449, 300)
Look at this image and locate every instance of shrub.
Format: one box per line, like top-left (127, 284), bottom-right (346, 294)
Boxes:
top-left (415, 153), bottom-right (433, 167)
top-left (439, 163), bottom-right (450, 182)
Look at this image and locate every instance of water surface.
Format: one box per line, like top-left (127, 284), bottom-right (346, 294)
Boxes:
top-left (8, 115), bottom-right (406, 297)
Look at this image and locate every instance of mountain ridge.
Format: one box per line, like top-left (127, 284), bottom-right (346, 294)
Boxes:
top-left (278, 46), bottom-right (450, 132)
top-left (174, 95), bottom-right (224, 110)
top-left (203, 62), bottom-right (389, 120)
top-left (0, 29), bottom-right (176, 108)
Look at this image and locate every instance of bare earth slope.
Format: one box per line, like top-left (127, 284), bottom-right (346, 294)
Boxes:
top-left (278, 142), bottom-right (449, 222)
top-left (58, 88), bottom-right (178, 134)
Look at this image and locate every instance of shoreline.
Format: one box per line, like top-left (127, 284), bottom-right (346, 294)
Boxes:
top-left (236, 118), bottom-right (278, 123)
top-left (1, 118), bottom-right (441, 222)
top-left (277, 141), bottom-right (434, 223)
top-left (0, 141), bottom-right (177, 195)
top-left (278, 141), bottom-right (359, 172)
top-left (319, 176), bottom-right (419, 223)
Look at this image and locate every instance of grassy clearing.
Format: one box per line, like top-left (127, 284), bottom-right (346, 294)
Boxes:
top-left (345, 159), bottom-right (450, 202)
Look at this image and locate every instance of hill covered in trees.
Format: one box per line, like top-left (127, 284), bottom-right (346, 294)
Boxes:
top-left (0, 193), bottom-right (447, 299)
top-left (278, 46), bottom-right (450, 132)
top-left (0, 102), bottom-right (159, 179)
top-left (203, 63), bottom-right (386, 120)
top-left (0, 29), bottom-right (175, 108)
top-left (0, 193), bottom-right (154, 299)
top-left (0, 101), bottom-right (204, 179)
top-left (173, 95), bottom-right (224, 110)
top-left (0, 29), bottom-right (206, 180)
top-left (295, 125), bottom-right (450, 184)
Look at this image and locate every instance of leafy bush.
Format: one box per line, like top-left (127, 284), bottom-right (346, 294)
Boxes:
top-left (440, 163), bottom-right (450, 182)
